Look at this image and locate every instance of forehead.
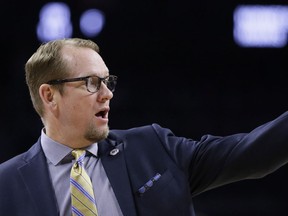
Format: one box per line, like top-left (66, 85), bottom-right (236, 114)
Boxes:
top-left (62, 45), bottom-right (109, 77)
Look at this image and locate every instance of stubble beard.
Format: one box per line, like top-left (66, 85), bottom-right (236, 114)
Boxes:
top-left (84, 123), bottom-right (109, 143)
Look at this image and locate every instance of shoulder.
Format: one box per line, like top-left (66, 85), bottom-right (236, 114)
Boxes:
top-left (0, 141), bottom-right (42, 175)
top-left (109, 123), bottom-right (175, 140)
top-left (0, 153), bottom-right (27, 184)
top-left (0, 153), bottom-right (25, 170)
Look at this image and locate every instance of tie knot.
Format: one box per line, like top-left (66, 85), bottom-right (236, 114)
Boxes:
top-left (72, 149), bottom-right (86, 165)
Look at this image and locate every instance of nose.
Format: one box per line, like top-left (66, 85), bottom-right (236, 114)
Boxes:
top-left (97, 82), bottom-right (113, 102)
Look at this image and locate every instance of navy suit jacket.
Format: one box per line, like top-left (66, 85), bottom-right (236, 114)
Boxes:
top-left (1, 112), bottom-right (288, 216)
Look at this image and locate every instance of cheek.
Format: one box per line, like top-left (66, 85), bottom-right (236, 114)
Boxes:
top-left (70, 100), bottom-right (95, 119)
top-left (60, 95), bottom-right (95, 118)
top-left (63, 105), bottom-right (90, 127)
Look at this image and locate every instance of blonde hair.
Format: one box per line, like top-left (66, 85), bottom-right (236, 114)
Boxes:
top-left (25, 38), bottom-right (100, 117)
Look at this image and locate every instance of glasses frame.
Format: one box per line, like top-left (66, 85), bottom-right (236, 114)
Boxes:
top-left (46, 75), bottom-right (117, 93)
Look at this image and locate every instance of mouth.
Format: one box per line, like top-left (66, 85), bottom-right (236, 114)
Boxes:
top-left (95, 107), bottom-right (109, 119)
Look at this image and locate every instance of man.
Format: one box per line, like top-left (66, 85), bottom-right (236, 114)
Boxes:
top-left (0, 37), bottom-right (288, 216)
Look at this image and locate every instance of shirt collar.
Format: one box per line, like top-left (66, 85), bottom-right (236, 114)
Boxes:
top-left (41, 128), bottom-right (98, 165)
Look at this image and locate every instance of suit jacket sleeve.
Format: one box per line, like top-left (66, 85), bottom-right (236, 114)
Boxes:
top-left (151, 111), bottom-right (288, 196)
top-left (104, 111), bottom-right (288, 216)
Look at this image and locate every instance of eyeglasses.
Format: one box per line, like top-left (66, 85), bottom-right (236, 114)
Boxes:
top-left (47, 75), bottom-right (117, 93)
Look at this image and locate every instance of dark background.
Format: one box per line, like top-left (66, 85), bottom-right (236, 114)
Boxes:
top-left (1, 0), bottom-right (288, 215)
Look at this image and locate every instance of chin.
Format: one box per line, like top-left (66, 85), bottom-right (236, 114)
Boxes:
top-left (86, 125), bottom-right (109, 142)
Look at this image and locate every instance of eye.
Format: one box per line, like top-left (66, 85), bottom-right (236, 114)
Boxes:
top-left (88, 76), bottom-right (99, 87)
top-left (86, 76), bottom-right (100, 92)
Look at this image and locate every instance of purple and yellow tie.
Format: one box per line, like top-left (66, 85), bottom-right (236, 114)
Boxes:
top-left (70, 149), bottom-right (98, 216)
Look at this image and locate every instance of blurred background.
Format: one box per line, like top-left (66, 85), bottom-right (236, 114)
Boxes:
top-left (1, 0), bottom-right (288, 215)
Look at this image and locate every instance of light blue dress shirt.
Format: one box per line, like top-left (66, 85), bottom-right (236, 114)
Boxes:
top-left (41, 129), bottom-right (123, 216)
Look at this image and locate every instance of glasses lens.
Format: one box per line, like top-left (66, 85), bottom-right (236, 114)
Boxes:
top-left (87, 76), bottom-right (100, 93)
top-left (105, 76), bottom-right (117, 92)
top-left (87, 76), bottom-right (117, 93)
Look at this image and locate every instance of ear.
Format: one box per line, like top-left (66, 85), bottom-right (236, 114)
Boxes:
top-left (39, 84), bottom-right (57, 108)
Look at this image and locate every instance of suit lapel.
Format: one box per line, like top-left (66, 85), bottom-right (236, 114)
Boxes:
top-left (18, 143), bottom-right (58, 216)
top-left (99, 139), bottom-right (137, 216)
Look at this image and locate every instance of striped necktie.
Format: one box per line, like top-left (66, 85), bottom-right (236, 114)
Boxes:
top-left (70, 149), bottom-right (98, 216)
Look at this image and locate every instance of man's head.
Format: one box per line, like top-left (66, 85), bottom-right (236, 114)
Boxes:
top-left (25, 38), bottom-right (117, 148)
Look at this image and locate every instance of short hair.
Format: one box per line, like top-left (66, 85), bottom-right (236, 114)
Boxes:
top-left (25, 38), bottom-right (100, 117)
